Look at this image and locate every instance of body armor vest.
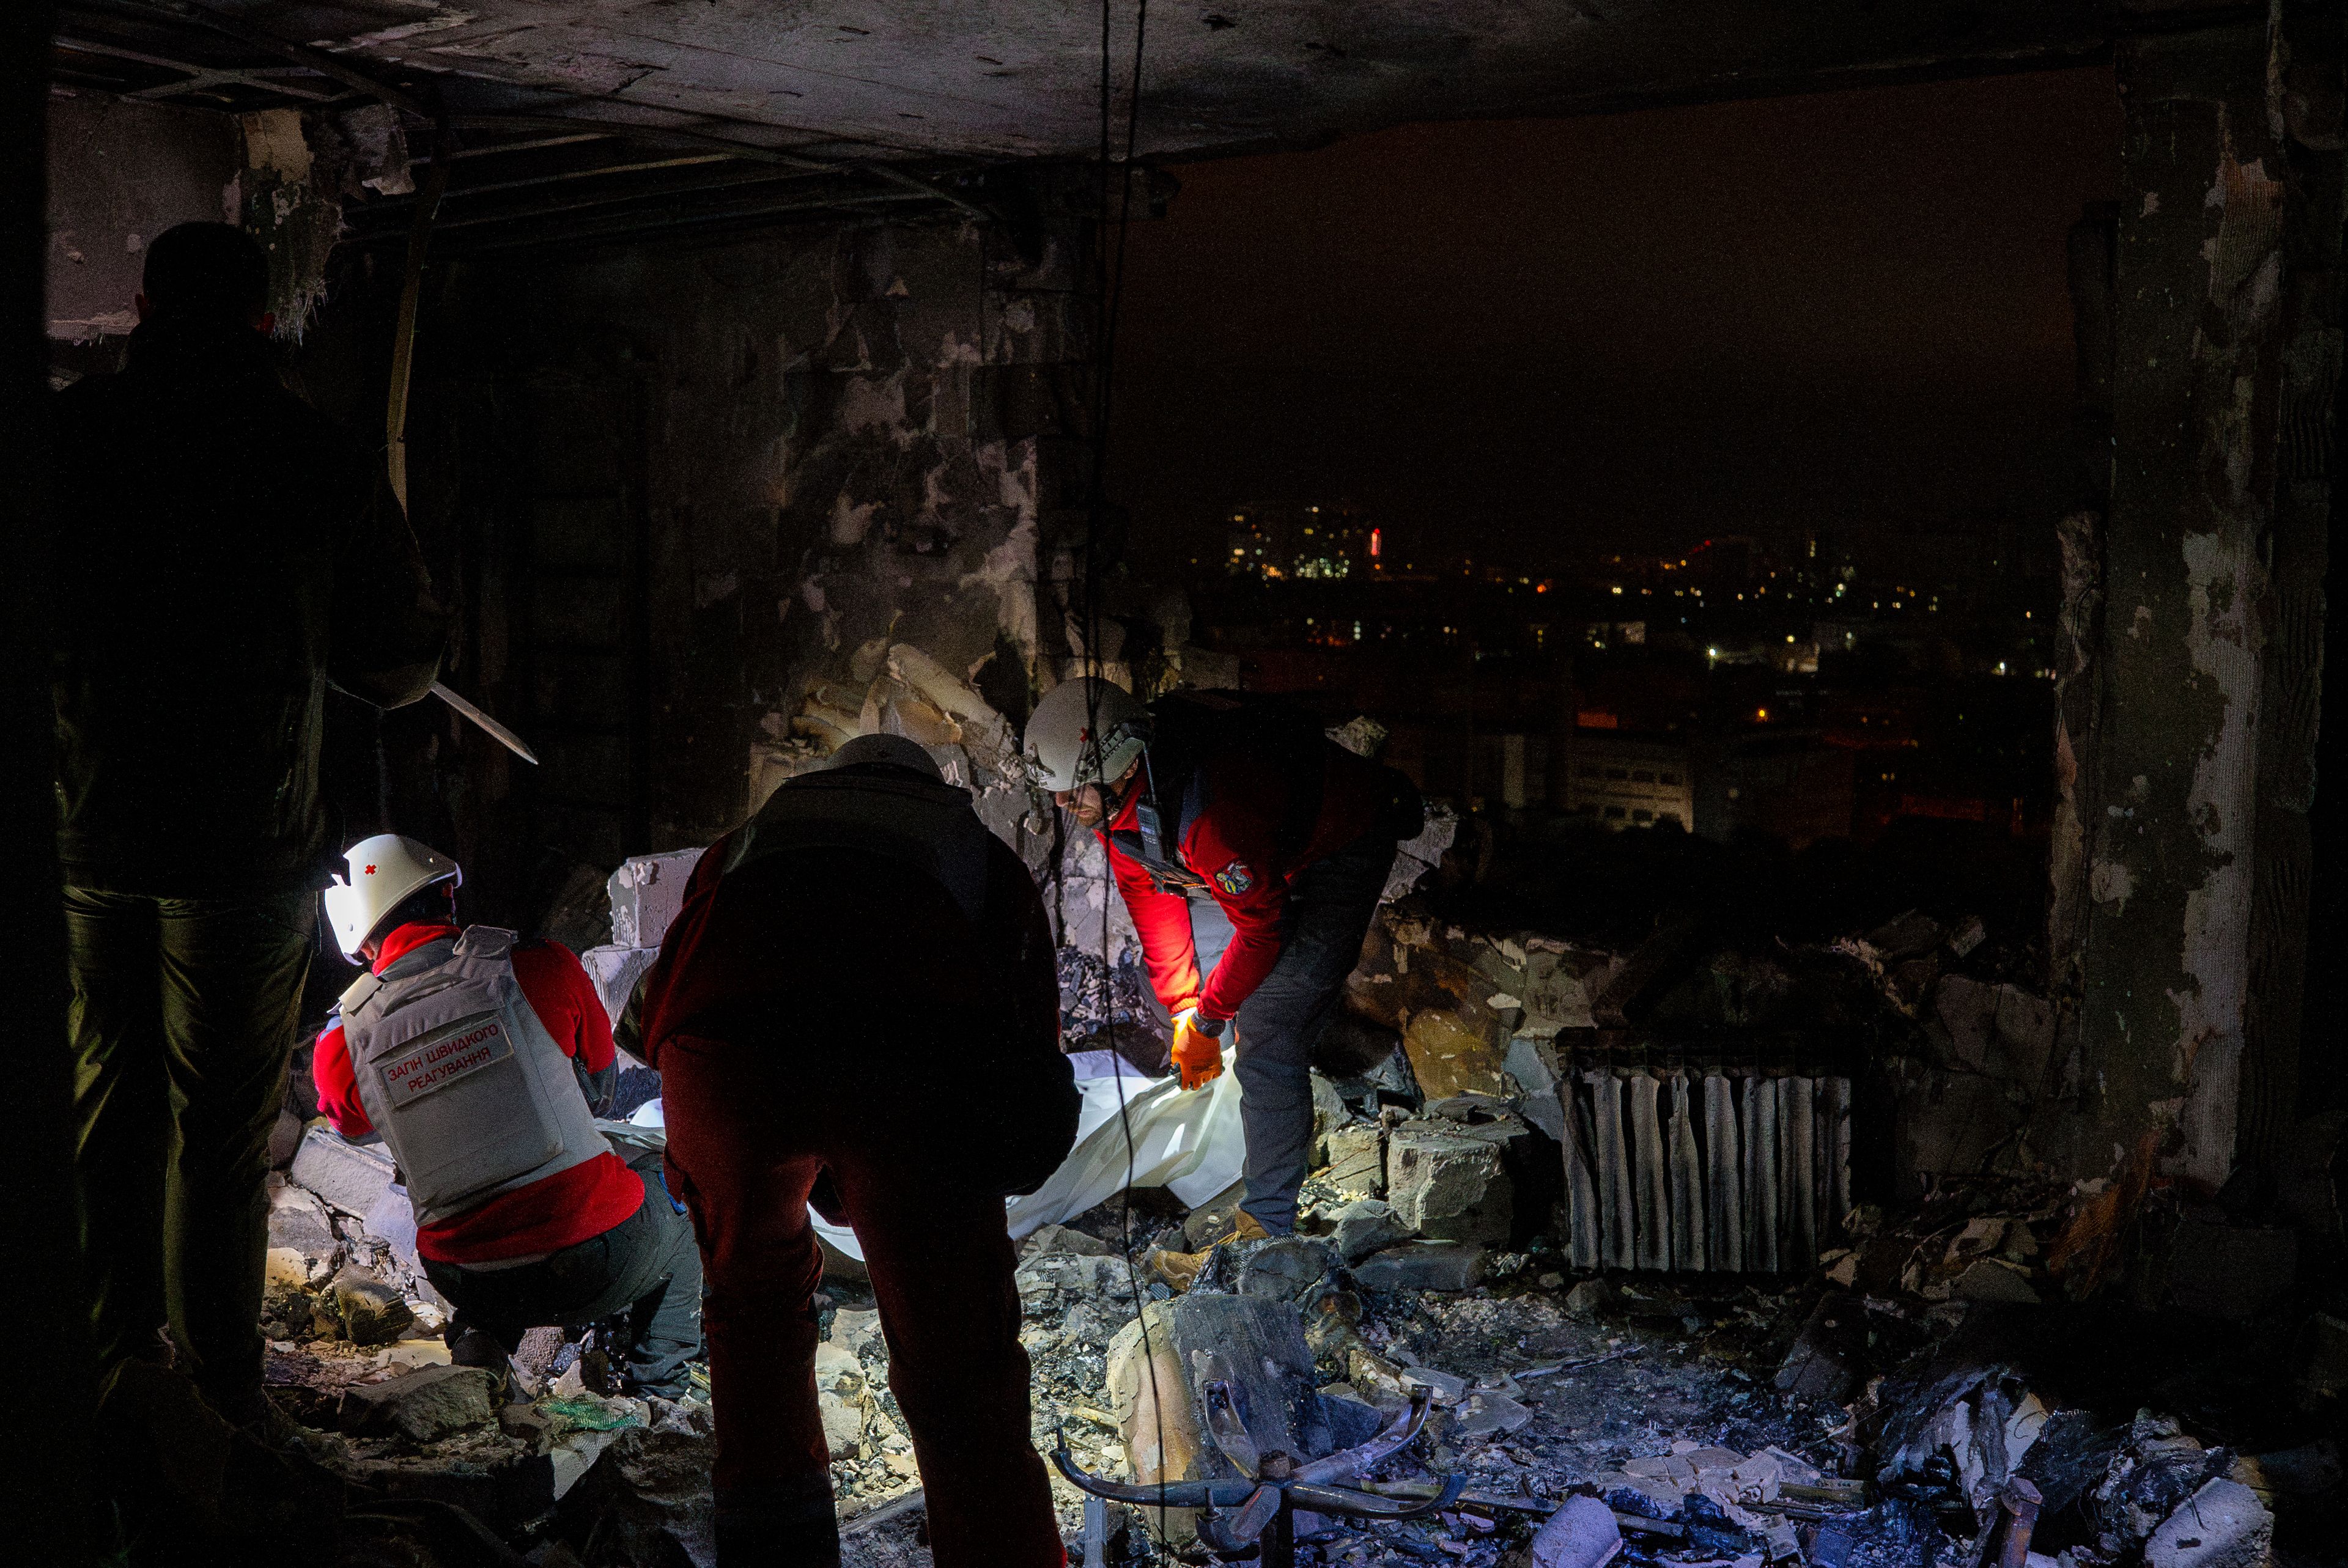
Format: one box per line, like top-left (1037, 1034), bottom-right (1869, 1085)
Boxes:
top-left (339, 927), bottom-right (610, 1228)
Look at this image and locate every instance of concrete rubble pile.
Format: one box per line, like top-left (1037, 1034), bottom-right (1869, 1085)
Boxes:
top-left (232, 724), bottom-right (2336, 1567)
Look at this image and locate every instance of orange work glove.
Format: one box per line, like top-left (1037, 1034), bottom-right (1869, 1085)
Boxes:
top-left (1170, 1009), bottom-right (1225, 1091)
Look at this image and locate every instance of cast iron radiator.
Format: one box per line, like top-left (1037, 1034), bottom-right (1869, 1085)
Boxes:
top-left (1557, 1067), bottom-right (1852, 1274)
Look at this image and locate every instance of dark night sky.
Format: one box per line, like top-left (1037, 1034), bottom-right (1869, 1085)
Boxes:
top-left (1106, 67), bottom-right (2123, 579)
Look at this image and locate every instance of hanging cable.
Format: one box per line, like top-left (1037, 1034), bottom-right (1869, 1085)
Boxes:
top-left (1066, 0), bottom-right (1162, 1555)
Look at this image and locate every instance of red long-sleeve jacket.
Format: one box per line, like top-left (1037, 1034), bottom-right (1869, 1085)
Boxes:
top-left (312, 922), bottom-right (644, 1265)
top-left (1103, 738), bottom-right (1386, 1021)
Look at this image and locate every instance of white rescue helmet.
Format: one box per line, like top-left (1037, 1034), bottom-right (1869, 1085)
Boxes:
top-left (323, 833), bottom-right (462, 960)
top-left (1022, 677), bottom-right (1151, 793)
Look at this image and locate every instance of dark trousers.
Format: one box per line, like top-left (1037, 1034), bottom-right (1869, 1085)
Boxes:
top-left (64, 888), bottom-right (314, 1407)
top-left (1151, 831), bottom-right (1397, 1234)
top-left (423, 1163), bottom-right (704, 1396)
top-left (659, 1032), bottom-right (1063, 1568)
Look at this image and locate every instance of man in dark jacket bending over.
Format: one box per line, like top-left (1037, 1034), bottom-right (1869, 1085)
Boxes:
top-left (620, 734), bottom-right (1079, 1568)
top-left (48, 223), bottom-right (448, 1426)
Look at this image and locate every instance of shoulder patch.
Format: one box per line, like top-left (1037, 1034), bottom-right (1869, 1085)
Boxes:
top-left (1213, 858), bottom-right (1255, 897)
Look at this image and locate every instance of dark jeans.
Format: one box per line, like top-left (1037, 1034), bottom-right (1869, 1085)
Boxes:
top-left (1150, 831), bottom-right (1398, 1234)
top-left (65, 887), bottom-right (314, 1407)
top-left (659, 1030), bottom-right (1062, 1568)
top-left (423, 1163), bottom-right (704, 1396)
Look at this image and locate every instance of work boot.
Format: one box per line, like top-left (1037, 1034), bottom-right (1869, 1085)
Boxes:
top-left (1145, 1211), bottom-right (1271, 1292)
top-left (446, 1327), bottom-right (522, 1403)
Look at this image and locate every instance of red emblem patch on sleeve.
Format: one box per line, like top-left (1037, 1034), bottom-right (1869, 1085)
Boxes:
top-left (1213, 859), bottom-right (1255, 897)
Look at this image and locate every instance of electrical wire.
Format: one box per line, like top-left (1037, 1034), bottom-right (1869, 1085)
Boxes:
top-left (1068, 0), bottom-right (1161, 1558)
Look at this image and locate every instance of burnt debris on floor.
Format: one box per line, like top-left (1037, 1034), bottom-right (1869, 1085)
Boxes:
top-left (230, 841), bottom-right (2348, 1568)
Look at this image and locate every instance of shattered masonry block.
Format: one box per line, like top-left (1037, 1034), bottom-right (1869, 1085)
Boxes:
top-left (1352, 1241), bottom-right (1485, 1293)
top-left (581, 944), bottom-right (662, 1033)
top-left (340, 1364), bottom-right (497, 1443)
top-left (606, 848), bottom-right (706, 949)
top-left (289, 1124), bottom-right (396, 1218)
top-left (1324, 1124), bottom-right (1386, 1196)
top-left (2144, 1478), bottom-right (2272, 1568)
top-left (1386, 1119), bottom-right (1512, 1244)
top-left (1503, 1036), bottom-right (1567, 1144)
top-left (1332, 1199), bottom-right (1409, 1264)
top-left (1401, 1008), bottom-right (1508, 1102)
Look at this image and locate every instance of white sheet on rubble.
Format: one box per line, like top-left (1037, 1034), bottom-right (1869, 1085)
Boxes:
top-left (621, 1047), bottom-right (1246, 1264)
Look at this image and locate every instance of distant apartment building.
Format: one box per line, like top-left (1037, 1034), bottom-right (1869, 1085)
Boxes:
top-left (1560, 735), bottom-right (1694, 830)
top-left (1224, 501), bottom-right (1373, 580)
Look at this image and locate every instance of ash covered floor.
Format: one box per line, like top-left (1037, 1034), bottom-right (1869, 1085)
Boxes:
top-left (240, 1127), bottom-right (2346, 1568)
top-left (227, 850), bottom-right (2343, 1568)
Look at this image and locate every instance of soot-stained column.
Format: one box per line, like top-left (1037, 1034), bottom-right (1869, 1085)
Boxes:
top-left (2054, 15), bottom-right (2342, 1215)
top-left (406, 193), bottom-right (1096, 934)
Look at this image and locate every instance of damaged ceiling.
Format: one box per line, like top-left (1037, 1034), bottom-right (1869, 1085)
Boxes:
top-left (60, 0), bottom-right (2124, 167)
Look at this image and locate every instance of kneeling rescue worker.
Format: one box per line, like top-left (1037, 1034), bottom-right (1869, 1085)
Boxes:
top-left (619, 733), bottom-right (1080, 1568)
top-left (1022, 679), bottom-right (1422, 1239)
top-left (312, 833), bottom-right (703, 1396)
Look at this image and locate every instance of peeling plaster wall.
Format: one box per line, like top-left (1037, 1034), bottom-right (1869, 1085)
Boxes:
top-left (44, 92), bottom-right (238, 343)
top-left (392, 203), bottom-right (1094, 932)
top-left (2049, 18), bottom-right (2342, 1202)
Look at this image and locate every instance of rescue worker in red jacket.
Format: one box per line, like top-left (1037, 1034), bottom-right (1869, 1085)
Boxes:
top-left (312, 834), bottom-right (702, 1396)
top-left (1022, 679), bottom-right (1422, 1237)
top-left (618, 734), bottom-right (1079, 1568)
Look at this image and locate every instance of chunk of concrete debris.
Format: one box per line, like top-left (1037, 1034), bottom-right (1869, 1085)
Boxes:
top-left (340, 1364), bottom-right (497, 1443)
top-left (816, 1342), bottom-right (866, 1460)
top-left (1563, 1278), bottom-right (1620, 1319)
top-left (1021, 1222), bottom-right (1116, 1258)
top-left (2144, 1478), bottom-right (2272, 1568)
top-left (1399, 1365), bottom-right (1468, 1404)
top-left (828, 1307), bottom-right (882, 1357)
top-left (1529, 1495), bottom-right (1622, 1568)
top-left (1324, 1122), bottom-right (1386, 1196)
top-left (1330, 1198), bottom-right (1409, 1263)
top-left (1386, 1119), bottom-right (1511, 1243)
top-left (1953, 1257), bottom-right (2042, 1305)
top-left (606, 848), bottom-right (704, 948)
top-left (265, 1176), bottom-right (339, 1284)
top-left (332, 1263), bottom-right (415, 1347)
top-left (288, 1125), bottom-right (395, 1218)
top-left (1452, 1390), bottom-right (1534, 1441)
top-left (1390, 1004), bottom-right (1502, 1103)
top-left (1238, 1237), bottom-right (1340, 1305)
top-left (1353, 1240), bottom-right (1484, 1292)
top-left (1504, 1036), bottom-right (1568, 1144)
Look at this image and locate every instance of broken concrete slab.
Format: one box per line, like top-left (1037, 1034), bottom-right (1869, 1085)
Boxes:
top-left (1773, 1292), bottom-right (1865, 1405)
top-left (606, 848), bottom-right (705, 948)
top-left (1323, 1122), bottom-right (1386, 1196)
top-left (341, 1364), bottom-right (497, 1443)
top-left (1452, 1390), bottom-right (1534, 1441)
top-left (2144, 1478), bottom-right (2272, 1568)
top-left (1386, 1117), bottom-right (1511, 1243)
top-left (1020, 1222), bottom-right (1116, 1258)
top-left (1401, 1006), bottom-right (1508, 1102)
top-left (1330, 1198), bottom-right (1409, 1263)
top-left (816, 1342), bottom-right (867, 1460)
top-left (288, 1125), bottom-right (396, 1218)
top-left (1530, 1495), bottom-right (1622, 1568)
top-left (1352, 1240), bottom-right (1484, 1293)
